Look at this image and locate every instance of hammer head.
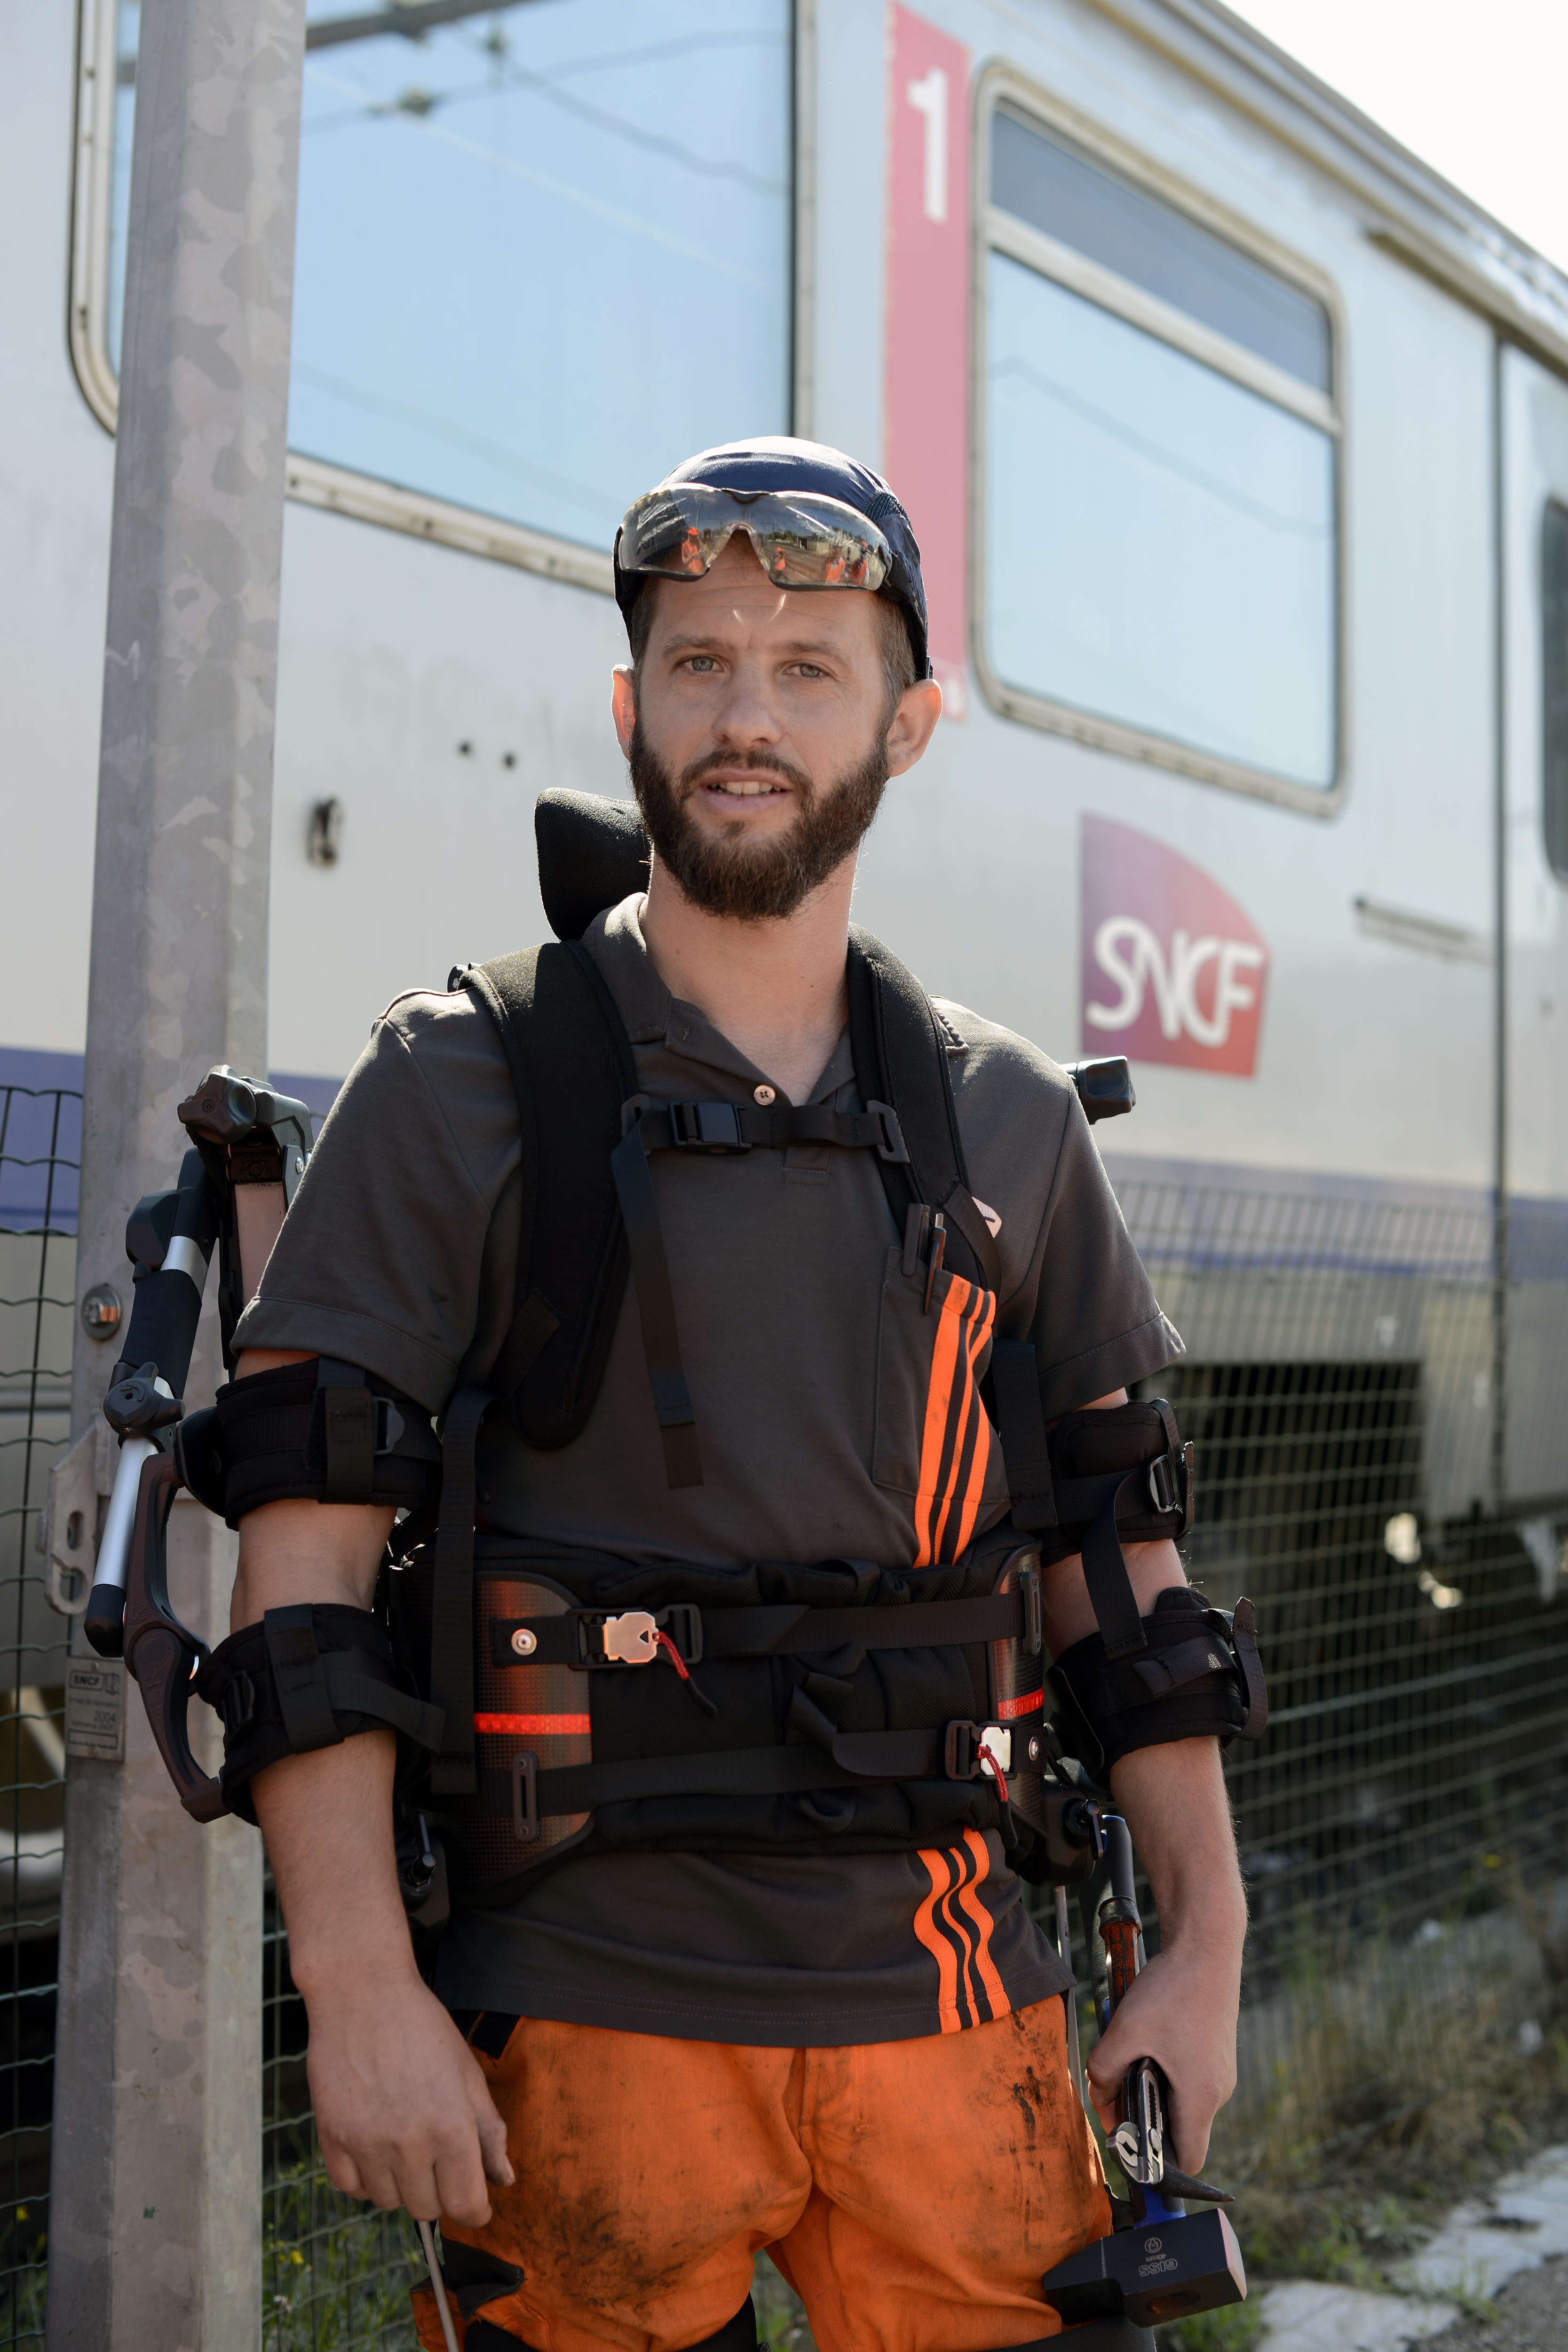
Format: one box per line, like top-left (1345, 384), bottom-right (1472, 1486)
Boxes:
top-left (1040, 2207), bottom-right (1246, 2331)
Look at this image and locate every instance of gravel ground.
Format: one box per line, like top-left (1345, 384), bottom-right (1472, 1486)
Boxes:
top-left (1410, 2256), bottom-right (1568, 2351)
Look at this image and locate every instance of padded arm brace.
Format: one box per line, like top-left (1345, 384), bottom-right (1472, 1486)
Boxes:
top-left (212, 1358), bottom-right (441, 1526)
top-left (1048, 1587), bottom-right (1267, 1779)
top-left (197, 1604), bottom-right (445, 1826)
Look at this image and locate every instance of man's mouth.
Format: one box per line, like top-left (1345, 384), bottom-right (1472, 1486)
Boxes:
top-left (699, 775), bottom-right (792, 803)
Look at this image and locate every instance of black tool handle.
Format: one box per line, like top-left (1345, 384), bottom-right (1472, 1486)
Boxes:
top-left (120, 1451), bottom-right (227, 1824)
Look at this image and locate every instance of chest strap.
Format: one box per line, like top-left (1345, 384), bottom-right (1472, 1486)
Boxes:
top-left (487, 1584), bottom-right (1038, 1670)
top-left (610, 1091), bottom-right (923, 1494)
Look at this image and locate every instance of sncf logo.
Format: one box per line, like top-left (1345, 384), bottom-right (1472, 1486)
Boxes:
top-left (1081, 816), bottom-right (1269, 1079)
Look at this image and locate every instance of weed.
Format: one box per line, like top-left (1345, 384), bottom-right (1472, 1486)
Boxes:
top-left (1156, 2303), bottom-right (1264, 2352)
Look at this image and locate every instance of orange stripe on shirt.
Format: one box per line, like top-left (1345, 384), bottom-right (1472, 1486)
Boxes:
top-left (913, 1847), bottom-right (964, 2032)
top-left (912, 1280), bottom-right (969, 1568)
top-left (953, 1825), bottom-right (1011, 2021)
top-left (927, 1287), bottom-right (995, 1565)
top-left (474, 1713), bottom-right (591, 1736)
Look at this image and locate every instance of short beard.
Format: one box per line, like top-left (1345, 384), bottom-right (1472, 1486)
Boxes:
top-left (628, 723), bottom-right (889, 921)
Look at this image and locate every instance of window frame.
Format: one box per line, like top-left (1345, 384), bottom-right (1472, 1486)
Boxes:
top-left (1544, 496), bottom-right (1568, 885)
top-left (70, 0), bottom-right (813, 596)
top-left (971, 66), bottom-right (1350, 817)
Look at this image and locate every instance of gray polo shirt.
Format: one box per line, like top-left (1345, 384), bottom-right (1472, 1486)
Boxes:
top-left (237, 898), bottom-right (1180, 2044)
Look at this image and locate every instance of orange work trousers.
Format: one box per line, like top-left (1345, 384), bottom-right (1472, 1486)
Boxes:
top-left (412, 1997), bottom-right (1109, 2352)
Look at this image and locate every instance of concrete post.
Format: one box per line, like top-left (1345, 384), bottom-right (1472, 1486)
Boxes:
top-left (48, 1), bottom-right (305, 2344)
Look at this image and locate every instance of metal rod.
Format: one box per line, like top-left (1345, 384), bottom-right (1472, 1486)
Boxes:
top-left (1054, 1883), bottom-right (1086, 2112)
top-left (92, 1437), bottom-right (157, 1597)
top-left (420, 2219), bottom-right (461, 2352)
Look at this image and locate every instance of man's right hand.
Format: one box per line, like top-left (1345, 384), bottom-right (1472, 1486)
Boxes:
top-left (304, 1963), bottom-right (514, 2225)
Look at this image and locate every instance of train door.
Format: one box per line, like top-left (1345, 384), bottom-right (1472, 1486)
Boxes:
top-left (1500, 343), bottom-right (1568, 1507)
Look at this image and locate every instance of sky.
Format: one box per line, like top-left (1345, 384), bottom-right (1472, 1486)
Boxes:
top-left (1225, 0), bottom-right (1568, 275)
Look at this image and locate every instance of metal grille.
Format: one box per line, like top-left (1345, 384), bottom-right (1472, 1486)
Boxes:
top-left (0, 1088), bottom-right (78, 2344)
top-left (1116, 1174), bottom-right (1568, 2147)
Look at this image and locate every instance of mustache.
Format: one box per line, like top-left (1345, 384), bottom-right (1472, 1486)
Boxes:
top-left (680, 746), bottom-right (814, 798)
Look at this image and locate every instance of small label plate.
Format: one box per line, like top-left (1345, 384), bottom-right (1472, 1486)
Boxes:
top-left (65, 1659), bottom-right (126, 1762)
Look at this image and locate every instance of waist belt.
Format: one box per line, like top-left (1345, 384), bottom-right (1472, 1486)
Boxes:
top-left (487, 1586), bottom-right (1037, 1671)
top-left (474, 1716), bottom-right (1027, 1844)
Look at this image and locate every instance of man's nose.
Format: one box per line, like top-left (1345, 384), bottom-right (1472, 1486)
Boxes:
top-left (710, 660), bottom-right (784, 743)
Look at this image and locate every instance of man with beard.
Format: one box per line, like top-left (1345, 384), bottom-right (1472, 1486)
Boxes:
top-left (225, 439), bottom-right (1248, 2352)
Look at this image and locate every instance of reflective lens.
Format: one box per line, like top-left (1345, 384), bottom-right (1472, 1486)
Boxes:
top-left (620, 484), bottom-right (891, 593)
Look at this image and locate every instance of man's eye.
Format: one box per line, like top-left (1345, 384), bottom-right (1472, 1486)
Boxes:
top-left (684, 655), bottom-right (717, 673)
top-left (795, 663), bottom-right (824, 679)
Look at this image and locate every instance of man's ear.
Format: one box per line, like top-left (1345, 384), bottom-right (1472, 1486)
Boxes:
top-left (611, 666), bottom-right (637, 758)
top-left (885, 677), bottom-right (944, 777)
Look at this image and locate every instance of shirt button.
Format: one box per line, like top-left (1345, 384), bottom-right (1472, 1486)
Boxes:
top-left (753, 1083), bottom-right (776, 1106)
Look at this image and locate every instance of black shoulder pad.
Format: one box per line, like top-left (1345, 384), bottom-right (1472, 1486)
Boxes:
top-left (461, 942), bottom-right (637, 1449)
top-left (214, 1358), bottom-right (439, 1525)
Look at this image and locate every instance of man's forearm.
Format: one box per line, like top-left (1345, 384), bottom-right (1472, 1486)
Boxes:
top-left (1111, 1736), bottom-right (1246, 1965)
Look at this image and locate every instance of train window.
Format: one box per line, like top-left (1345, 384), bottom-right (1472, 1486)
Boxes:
top-left (97, 0), bottom-right (792, 561)
top-left (1545, 501), bottom-right (1568, 883)
top-left (980, 99), bottom-right (1340, 803)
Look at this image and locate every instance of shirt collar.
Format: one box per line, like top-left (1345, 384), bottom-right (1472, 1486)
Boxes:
top-left (585, 893), bottom-right (855, 1106)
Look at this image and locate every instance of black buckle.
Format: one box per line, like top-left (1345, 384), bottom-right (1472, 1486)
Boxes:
top-left (573, 1605), bottom-right (705, 1668)
top-left (374, 1398), bottom-right (404, 1455)
top-left (865, 1100), bottom-right (910, 1164)
top-left (657, 1603), bottom-right (704, 1667)
top-left (943, 1719), bottom-right (1011, 1780)
top-left (1146, 1453), bottom-right (1179, 1514)
top-left (511, 1752), bottom-right (538, 1843)
top-left (671, 1102), bottom-right (749, 1153)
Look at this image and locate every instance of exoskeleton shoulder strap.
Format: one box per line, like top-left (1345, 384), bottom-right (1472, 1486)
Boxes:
top-left (845, 928), bottom-right (999, 1293)
top-left (458, 941), bottom-right (637, 1449)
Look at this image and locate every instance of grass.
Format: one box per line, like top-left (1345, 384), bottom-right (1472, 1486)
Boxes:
top-left (264, 2156), bottom-right (423, 2351)
top-left (1190, 1878), bottom-right (1568, 2292)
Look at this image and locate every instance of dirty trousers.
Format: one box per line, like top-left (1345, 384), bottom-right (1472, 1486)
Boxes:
top-left (411, 1997), bottom-right (1109, 2352)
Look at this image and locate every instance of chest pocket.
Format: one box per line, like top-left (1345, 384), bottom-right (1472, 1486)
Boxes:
top-left (872, 1249), bottom-right (1009, 1565)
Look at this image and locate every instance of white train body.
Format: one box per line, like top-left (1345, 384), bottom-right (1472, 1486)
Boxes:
top-left (6, 0), bottom-right (1568, 1528)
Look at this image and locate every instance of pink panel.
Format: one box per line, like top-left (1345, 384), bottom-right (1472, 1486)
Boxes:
top-left (886, 5), bottom-right (971, 718)
top-left (1080, 816), bottom-right (1271, 1079)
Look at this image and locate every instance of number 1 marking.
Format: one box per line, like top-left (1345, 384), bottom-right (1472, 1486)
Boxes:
top-left (907, 65), bottom-right (949, 224)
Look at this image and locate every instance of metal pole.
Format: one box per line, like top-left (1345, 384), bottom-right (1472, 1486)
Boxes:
top-left (48, 0), bottom-right (304, 2342)
top-left (1491, 333), bottom-right (1510, 1517)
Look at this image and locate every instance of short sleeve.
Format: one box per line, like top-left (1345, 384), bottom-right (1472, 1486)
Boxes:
top-left (233, 992), bottom-right (521, 1411)
top-left (1025, 1105), bottom-right (1183, 1417)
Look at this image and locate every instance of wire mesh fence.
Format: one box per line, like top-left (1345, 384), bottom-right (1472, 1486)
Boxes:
top-left (1117, 1173), bottom-right (1568, 2174)
top-left (0, 1086), bottom-right (79, 2345)
top-left (16, 1122), bottom-right (1568, 2332)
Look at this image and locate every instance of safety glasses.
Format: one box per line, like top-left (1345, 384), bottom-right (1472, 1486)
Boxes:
top-left (618, 484), bottom-right (892, 594)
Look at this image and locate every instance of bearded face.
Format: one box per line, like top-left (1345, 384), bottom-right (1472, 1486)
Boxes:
top-left (627, 722), bottom-right (889, 922)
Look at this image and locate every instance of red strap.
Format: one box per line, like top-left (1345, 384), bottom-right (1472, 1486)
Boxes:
top-left (655, 1628), bottom-right (691, 1681)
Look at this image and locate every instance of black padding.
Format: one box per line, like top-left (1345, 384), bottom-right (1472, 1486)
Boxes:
top-left (466, 2010), bottom-right (521, 2061)
top-left (198, 1605), bottom-right (445, 1826)
top-left (611, 1118), bottom-right (702, 1489)
top-left (991, 1341), bottom-right (1058, 1532)
top-left (436, 2232), bottom-right (525, 2321)
top-left (1048, 1586), bottom-right (1259, 1777)
top-left (266, 1607), bottom-right (344, 1751)
top-left (459, 940), bottom-right (637, 1450)
top-left (429, 1388), bottom-right (495, 1795)
top-left (213, 1359), bottom-right (439, 1526)
top-left (319, 1359), bottom-right (377, 1502)
top-left (467, 2303), bottom-right (760, 2352)
top-left (173, 1406), bottom-right (227, 1517)
top-left (534, 790), bottom-right (649, 943)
